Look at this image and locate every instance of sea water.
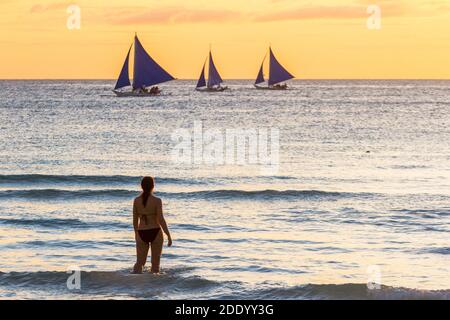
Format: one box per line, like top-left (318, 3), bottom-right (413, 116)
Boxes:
top-left (0, 80), bottom-right (449, 299)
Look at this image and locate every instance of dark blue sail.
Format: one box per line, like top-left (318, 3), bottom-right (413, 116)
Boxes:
top-left (255, 63), bottom-right (265, 85)
top-left (196, 62), bottom-right (206, 88)
top-left (268, 48), bottom-right (294, 86)
top-left (114, 45), bottom-right (132, 90)
top-left (207, 51), bottom-right (223, 88)
top-left (132, 35), bottom-right (174, 89)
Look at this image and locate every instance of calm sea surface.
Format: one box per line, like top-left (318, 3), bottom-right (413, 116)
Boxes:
top-left (0, 80), bottom-right (449, 299)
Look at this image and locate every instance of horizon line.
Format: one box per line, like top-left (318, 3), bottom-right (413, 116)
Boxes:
top-left (1, 78), bottom-right (450, 81)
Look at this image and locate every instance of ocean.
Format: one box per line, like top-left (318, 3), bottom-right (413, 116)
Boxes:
top-left (0, 80), bottom-right (449, 299)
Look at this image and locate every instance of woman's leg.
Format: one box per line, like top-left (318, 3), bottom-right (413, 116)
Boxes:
top-left (150, 230), bottom-right (164, 273)
top-left (133, 232), bottom-right (149, 273)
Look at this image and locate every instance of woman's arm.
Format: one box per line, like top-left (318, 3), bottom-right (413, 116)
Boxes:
top-left (133, 200), bottom-right (139, 231)
top-left (157, 198), bottom-right (172, 247)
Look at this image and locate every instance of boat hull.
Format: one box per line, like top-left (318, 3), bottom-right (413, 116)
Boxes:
top-left (113, 90), bottom-right (161, 97)
top-left (254, 85), bottom-right (288, 90)
top-left (195, 86), bottom-right (229, 92)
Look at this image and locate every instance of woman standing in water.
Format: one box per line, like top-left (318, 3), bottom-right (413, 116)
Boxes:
top-left (133, 176), bottom-right (172, 274)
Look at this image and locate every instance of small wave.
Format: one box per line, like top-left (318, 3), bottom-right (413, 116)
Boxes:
top-left (390, 165), bottom-right (431, 170)
top-left (423, 247), bottom-right (450, 255)
top-left (0, 188), bottom-right (365, 201)
top-left (0, 271), bottom-right (448, 299)
top-left (0, 189), bottom-right (136, 200)
top-left (0, 270), bottom-right (221, 298)
top-left (392, 208), bottom-right (450, 218)
top-left (0, 174), bottom-right (197, 186)
top-left (0, 174), bottom-right (299, 187)
top-left (245, 283), bottom-right (450, 300)
top-left (0, 218), bottom-right (241, 232)
top-left (222, 175), bottom-right (297, 181)
top-left (17, 239), bottom-right (132, 249)
top-left (163, 189), bottom-right (355, 200)
top-left (213, 265), bottom-right (306, 274)
top-left (0, 217), bottom-right (128, 230)
top-left (172, 223), bottom-right (213, 231)
top-left (0, 174), bottom-right (310, 191)
top-left (0, 217), bottom-right (88, 228)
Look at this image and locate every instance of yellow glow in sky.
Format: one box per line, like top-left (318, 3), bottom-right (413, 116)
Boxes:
top-left (0, 0), bottom-right (449, 79)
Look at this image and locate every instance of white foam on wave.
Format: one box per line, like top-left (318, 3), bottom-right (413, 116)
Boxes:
top-left (1, 271), bottom-right (448, 300)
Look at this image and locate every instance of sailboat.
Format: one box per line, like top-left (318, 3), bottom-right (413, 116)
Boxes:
top-left (113, 34), bottom-right (175, 97)
top-left (195, 50), bottom-right (228, 92)
top-left (254, 47), bottom-right (294, 90)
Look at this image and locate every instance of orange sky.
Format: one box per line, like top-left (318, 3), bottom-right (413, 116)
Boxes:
top-left (0, 0), bottom-right (449, 79)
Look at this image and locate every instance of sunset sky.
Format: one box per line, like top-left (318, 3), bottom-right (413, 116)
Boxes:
top-left (1, 0), bottom-right (449, 79)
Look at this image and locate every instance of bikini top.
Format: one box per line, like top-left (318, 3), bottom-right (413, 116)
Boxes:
top-left (135, 198), bottom-right (158, 224)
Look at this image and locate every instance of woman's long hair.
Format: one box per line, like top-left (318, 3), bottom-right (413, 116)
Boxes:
top-left (141, 176), bottom-right (155, 208)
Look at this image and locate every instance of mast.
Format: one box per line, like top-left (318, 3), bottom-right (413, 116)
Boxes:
top-left (207, 50), bottom-right (223, 88)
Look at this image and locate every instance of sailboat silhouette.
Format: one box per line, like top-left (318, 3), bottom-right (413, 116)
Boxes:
top-left (113, 34), bottom-right (175, 97)
top-left (195, 49), bottom-right (228, 92)
top-left (254, 47), bottom-right (294, 90)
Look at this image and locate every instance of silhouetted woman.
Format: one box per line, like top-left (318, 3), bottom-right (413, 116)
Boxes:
top-left (133, 176), bottom-right (172, 273)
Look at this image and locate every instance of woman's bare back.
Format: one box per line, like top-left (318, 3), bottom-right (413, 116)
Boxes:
top-left (133, 195), bottom-right (162, 230)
